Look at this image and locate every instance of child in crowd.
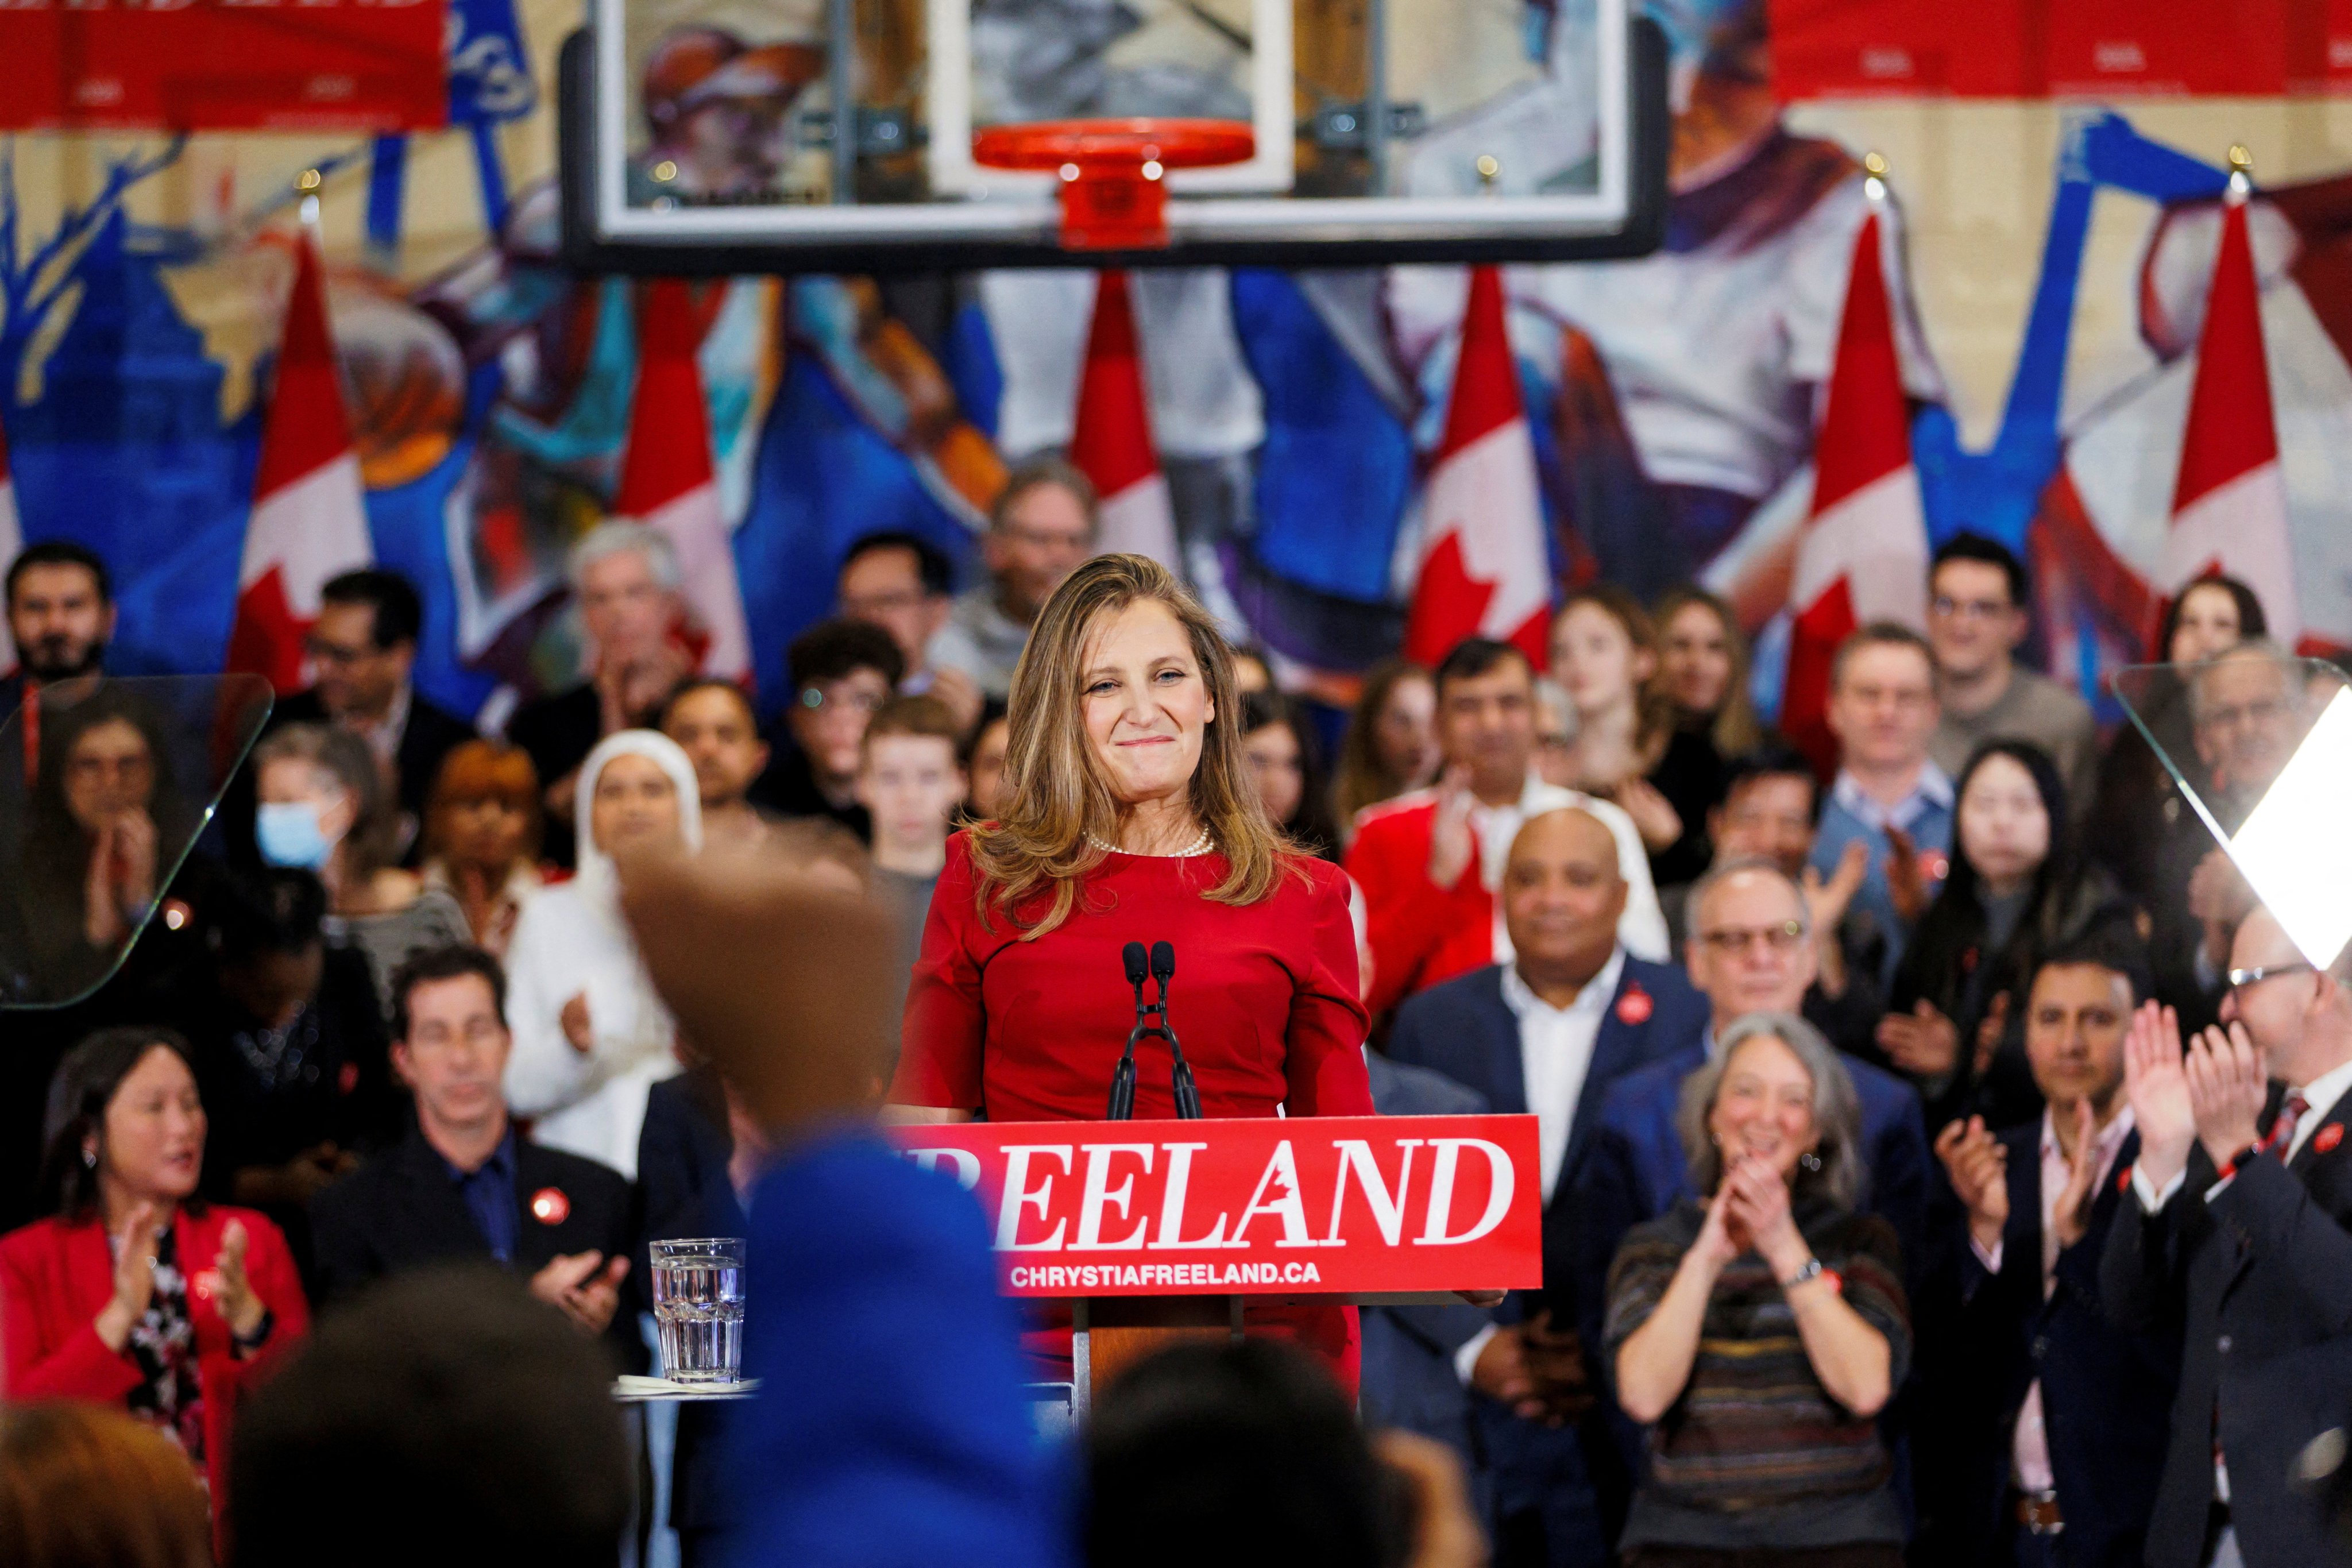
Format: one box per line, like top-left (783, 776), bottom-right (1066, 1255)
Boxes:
top-left (854, 696), bottom-right (968, 1050)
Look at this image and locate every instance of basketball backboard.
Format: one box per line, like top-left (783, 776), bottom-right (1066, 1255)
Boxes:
top-left (558, 0), bottom-right (1668, 272)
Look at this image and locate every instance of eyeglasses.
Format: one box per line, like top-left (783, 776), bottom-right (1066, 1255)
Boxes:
top-left (1694, 921), bottom-right (1807, 956)
top-left (1930, 595), bottom-right (2012, 623)
top-left (2227, 960), bottom-right (2316, 994)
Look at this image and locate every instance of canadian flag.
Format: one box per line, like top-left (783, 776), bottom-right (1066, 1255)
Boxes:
top-left (0, 411), bottom-right (21, 676)
top-left (616, 279), bottom-right (752, 681)
top-left (2162, 180), bottom-right (2301, 647)
top-left (1067, 270), bottom-right (1180, 569)
top-left (1403, 266), bottom-right (1551, 668)
top-left (1782, 208), bottom-right (1930, 777)
top-left (226, 229), bottom-right (373, 694)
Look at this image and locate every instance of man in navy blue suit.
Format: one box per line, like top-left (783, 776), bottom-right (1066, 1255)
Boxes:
top-left (1574, 857), bottom-right (1932, 1337)
top-left (1387, 806), bottom-right (1708, 1568)
top-left (1918, 928), bottom-right (2175, 1568)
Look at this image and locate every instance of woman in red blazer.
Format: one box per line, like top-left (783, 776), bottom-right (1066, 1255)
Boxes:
top-left (0, 1026), bottom-right (308, 1502)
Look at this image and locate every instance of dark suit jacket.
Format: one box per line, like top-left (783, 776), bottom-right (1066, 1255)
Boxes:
top-left (505, 683), bottom-right (604, 868)
top-left (1386, 956), bottom-right (1709, 1331)
top-left (1917, 1122), bottom-right (2176, 1568)
top-left (273, 686), bottom-right (477, 827)
top-left (310, 1121), bottom-right (642, 1368)
top-left (2101, 1095), bottom-right (2352, 1568)
top-left (1360, 1051), bottom-right (1493, 1473)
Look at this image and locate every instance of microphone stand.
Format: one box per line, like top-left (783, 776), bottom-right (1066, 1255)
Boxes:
top-left (1108, 939), bottom-right (1201, 1120)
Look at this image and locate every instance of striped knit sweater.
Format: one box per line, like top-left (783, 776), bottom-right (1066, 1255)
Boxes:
top-left (1603, 1198), bottom-right (1910, 1515)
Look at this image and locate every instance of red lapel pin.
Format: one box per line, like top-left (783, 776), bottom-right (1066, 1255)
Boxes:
top-left (337, 1061), bottom-right (359, 1096)
top-left (2117, 1166), bottom-right (2134, 1194)
top-left (1616, 984), bottom-right (1652, 1026)
top-left (530, 1187), bottom-right (571, 1226)
top-left (2316, 1124), bottom-right (2345, 1155)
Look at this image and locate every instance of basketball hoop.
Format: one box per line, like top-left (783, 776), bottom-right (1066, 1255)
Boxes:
top-left (971, 118), bottom-right (1257, 252)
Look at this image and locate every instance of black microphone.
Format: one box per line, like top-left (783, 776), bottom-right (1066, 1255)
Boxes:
top-left (1150, 941), bottom-right (1173, 984)
top-left (1107, 941), bottom-right (1149, 1119)
top-left (1152, 942), bottom-right (1202, 1120)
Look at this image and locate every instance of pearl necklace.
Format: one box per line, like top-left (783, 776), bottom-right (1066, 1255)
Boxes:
top-left (1088, 828), bottom-right (1215, 859)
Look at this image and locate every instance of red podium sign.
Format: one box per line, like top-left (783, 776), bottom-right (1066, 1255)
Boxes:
top-left (889, 1114), bottom-right (1543, 1299)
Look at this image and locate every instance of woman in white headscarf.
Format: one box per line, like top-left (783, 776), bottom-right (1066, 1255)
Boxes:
top-left (502, 730), bottom-right (703, 1177)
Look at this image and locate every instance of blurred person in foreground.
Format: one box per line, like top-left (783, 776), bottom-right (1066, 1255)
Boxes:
top-left (758, 617), bottom-right (903, 841)
top-left (418, 739), bottom-right (545, 957)
top-left (887, 554), bottom-right (1377, 1391)
top-left (661, 677), bottom-right (779, 852)
top-left (310, 945), bottom-right (637, 1363)
top-left (503, 730), bottom-right (700, 1176)
top-left (1347, 636), bottom-right (1667, 1020)
top-left (1810, 623), bottom-right (1952, 991)
top-left (1331, 656), bottom-right (1442, 843)
top-left (506, 524), bottom-right (696, 867)
top-left (2102, 905), bottom-right (2352, 1568)
top-left (928, 455), bottom-right (1099, 701)
top-left (1084, 1338), bottom-right (1488, 1568)
top-left (0, 1400), bottom-right (211, 1568)
top-left (0, 1027), bottom-right (308, 1501)
top-left (1915, 929), bottom-right (2175, 1568)
top-left (1385, 806), bottom-right (1707, 1568)
top-left (229, 1265), bottom-right (631, 1568)
top-left (616, 827), bottom-right (1066, 1566)
top-left (1606, 1013), bottom-right (1907, 1567)
top-left (837, 529), bottom-right (984, 731)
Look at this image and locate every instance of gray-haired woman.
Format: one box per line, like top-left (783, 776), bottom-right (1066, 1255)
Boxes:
top-left (1604, 1013), bottom-right (1910, 1567)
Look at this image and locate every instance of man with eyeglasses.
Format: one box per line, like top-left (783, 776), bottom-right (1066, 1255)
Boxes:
top-left (1924, 533), bottom-right (2096, 808)
top-left (269, 569), bottom-right (476, 863)
top-left (836, 531), bottom-right (984, 733)
top-left (751, 617), bottom-right (904, 842)
top-left (927, 457), bottom-right (1099, 702)
top-left (1577, 859), bottom-right (1931, 1326)
top-left (2104, 906), bottom-right (2352, 1568)
top-left (2150, 642), bottom-right (2313, 1035)
top-left (1386, 806), bottom-right (1707, 1568)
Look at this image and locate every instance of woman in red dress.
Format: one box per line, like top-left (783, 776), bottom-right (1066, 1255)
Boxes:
top-left (888, 553), bottom-right (1375, 1389)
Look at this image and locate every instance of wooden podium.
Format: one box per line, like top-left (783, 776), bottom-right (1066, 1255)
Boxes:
top-left (889, 1112), bottom-right (1544, 1413)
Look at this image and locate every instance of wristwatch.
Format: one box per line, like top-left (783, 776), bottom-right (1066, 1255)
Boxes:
top-left (1779, 1256), bottom-right (1825, 1290)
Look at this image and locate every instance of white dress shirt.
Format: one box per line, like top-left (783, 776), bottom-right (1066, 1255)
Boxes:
top-left (1452, 947), bottom-right (1627, 1387)
top-left (1469, 774), bottom-right (1670, 965)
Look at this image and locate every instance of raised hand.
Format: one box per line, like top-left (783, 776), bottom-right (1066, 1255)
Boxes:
top-left (1725, 1157), bottom-right (1808, 1279)
top-left (96, 1200), bottom-right (166, 1351)
top-left (214, 1219), bottom-right (268, 1341)
top-left (1802, 839), bottom-right (1870, 936)
top-left (1884, 825), bottom-right (1932, 925)
top-left (1877, 999), bottom-right (1961, 1079)
top-left (1426, 765), bottom-right (1477, 890)
top-left (2123, 1001), bottom-right (2195, 1190)
top-left (559, 991), bottom-right (596, 1055)
top-left (1692, 1178), bottom-right (1742, 1273)
top-left (1935, 1116), bottom-right (2010, 1254)
top-left (1612, 778), bottom-right (1683, 852)
top-left (1973, 991), bottom-right (2013, 1079)
top-left (2186, 1022), bottom-right (2268, 1170)
top-left (2049, 1100), bottom-right (2101, 1252)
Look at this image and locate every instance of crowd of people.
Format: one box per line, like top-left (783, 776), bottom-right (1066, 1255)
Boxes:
top-left (2, 458), bottom-right (2350, 1568)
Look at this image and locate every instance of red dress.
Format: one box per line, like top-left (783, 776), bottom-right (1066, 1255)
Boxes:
top-left (891, 832), bottom-right (1376, 1389)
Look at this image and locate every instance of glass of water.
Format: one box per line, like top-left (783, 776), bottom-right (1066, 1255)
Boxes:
top-left (650, 1237), bottom-right (746, 1384)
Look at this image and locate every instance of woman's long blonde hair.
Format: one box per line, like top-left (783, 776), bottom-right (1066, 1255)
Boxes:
top-left (968, 554), bottom-right (1296, 937)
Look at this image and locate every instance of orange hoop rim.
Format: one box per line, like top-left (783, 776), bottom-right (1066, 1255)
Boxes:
top-left (970, 117), bottom-right (1257, 173)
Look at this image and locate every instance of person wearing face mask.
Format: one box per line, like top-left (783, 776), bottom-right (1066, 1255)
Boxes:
top-left (887, 554), bottom-right (1377, 1393)
top-left (1605, 1014), bottom-right (1907, 1567)
top-left (250, 724), bottom-right (470, 1026)
top-left (501, 730), bottom-right (703, 1178)
top-left (418, 740), bottom-right (546, 958)
top-left (1883, 741), bottom-right (2133, 1134)
top-left (2084, 574), bottom-right (2265, 910)
top-left (0, 1028), bottom-right (309, 1513)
